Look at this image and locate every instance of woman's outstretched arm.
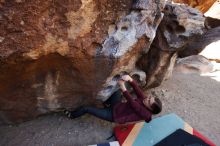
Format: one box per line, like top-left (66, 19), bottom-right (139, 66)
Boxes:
top-left (122, 75), bottom-right (147, 100)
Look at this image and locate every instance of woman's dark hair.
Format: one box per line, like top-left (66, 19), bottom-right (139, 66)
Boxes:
top-left (150, 97), bottom-right (162, 114)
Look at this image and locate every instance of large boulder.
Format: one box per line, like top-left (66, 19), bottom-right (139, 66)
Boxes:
top-left (0, 0), bottom-right (206, 124)
top-left (0, 0), bottom-right (167, 124)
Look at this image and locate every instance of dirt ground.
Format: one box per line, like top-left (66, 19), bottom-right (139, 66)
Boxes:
top-left (0, 71), bottom-right (220, 146)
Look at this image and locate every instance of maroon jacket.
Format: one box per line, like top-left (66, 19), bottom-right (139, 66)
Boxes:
top-left (113, 80), bottom-right (152, 124)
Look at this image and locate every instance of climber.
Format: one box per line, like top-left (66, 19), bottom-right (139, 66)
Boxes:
top-left (64, 75), bottom-right (162, 123)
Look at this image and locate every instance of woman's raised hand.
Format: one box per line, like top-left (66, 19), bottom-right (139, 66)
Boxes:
top-left (121, 75), bottom-right (133, 82)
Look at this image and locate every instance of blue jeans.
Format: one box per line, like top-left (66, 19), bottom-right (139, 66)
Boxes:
top-left (70, 90), bottom-right (122, 122)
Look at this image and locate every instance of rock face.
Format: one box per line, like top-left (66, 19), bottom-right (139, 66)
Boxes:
top-left (0, 0), bottom-right (166, 124)
top-left (179, 26), bottom-right (220, 59)
top-left (176, 1), bottom-right (220, 60)
top-left (172, 0), bottom-right (220, 28)
top-left (172, 0), bottom-right (216, 13)
top-left (0, 0), bottom-right (205, 124)
top-left (97, 0), bottom-right (166, 100)
top-left (137, 3), bottom-right (205, 88)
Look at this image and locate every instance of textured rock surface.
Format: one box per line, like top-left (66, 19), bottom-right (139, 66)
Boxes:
top-left (137, 3), bottom-right (205, 88)
top-left (172, 0), bottom-right (220, 28)
top-left (97, 0), bottom-right (166, 100)
top-left (0, 0), bottom-right (167, 123)
top-left (172, 0), bottom-right (216, 13)
top-left (179, 26), bottom-right (220, 59)
top-left (0, 0), bottom-right (206, 124)
top-left (0, 0), bottom-right (131, 123)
